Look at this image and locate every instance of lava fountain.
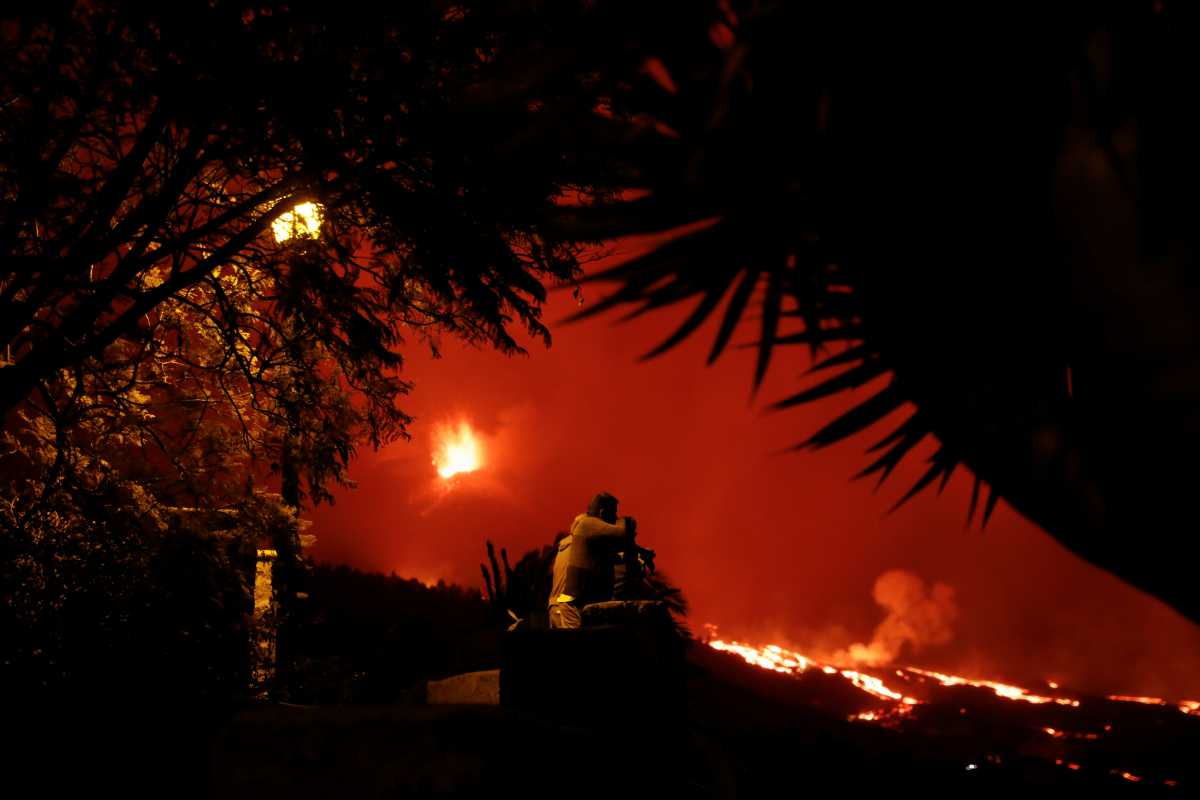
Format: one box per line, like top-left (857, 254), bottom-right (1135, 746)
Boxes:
top-left (433, 421), bottom-right (483, 480)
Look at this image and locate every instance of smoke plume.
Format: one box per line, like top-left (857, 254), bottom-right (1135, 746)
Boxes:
top-left (836, 569), bottom-right (958, 667)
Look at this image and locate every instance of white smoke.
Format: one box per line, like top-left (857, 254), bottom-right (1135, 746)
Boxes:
top-left (835, 569), bottom-right (958, 667)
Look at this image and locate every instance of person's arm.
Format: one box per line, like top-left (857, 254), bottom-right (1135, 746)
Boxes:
top-left (575, 515), bottom-right (633, 545)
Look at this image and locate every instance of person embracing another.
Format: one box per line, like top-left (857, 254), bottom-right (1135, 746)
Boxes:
top-left (547, 492), bottom-right (634, 629)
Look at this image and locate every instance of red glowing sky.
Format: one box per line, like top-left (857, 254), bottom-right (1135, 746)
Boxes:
top-left (309, 241), bottom-right (1200, 700)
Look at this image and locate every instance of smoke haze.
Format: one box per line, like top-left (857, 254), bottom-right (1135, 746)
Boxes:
top-left (836, 570), bottom-right (958, 667)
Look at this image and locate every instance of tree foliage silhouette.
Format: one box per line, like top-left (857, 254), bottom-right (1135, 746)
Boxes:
top-left (0, 0), bottom-right (611, 718)
top-left (0, 0), bottom-right (593, 514)
top-left (5, 0), bottom-right (1199, 632)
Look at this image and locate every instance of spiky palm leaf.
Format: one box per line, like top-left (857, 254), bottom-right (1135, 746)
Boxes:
top-left (546, 2), bottom-right (997, 524)
top-left (528, 3), bottom-right (1200, 624)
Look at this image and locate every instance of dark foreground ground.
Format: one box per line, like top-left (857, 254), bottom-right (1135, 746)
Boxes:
top-left (214, 644), bottom-right (1196, 799)
top-left (11, 644), bottom-right (1192, 799)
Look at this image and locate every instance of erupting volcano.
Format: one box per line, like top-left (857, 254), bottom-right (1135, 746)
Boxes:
top-left (432, 421), bottom-right (483, 480)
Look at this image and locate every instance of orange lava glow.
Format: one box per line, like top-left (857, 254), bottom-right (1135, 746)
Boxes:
top-left (1108, 694), bottom-right (1167, 706)
top-left (700, 633), bottom-right (1094, 719)
top-left (907, 667), bottom-right (1081, 707)
top-left (708, 635), bottom-right (919, 706)
top-left (432, 421), bottom-right (482, 479)
top-left (702, 628), bottom-right (1192, 789)
top-left (707, 640), bottom-right (813, 674)
top-left (1107, 694), bottom-right (1200, 717)
top-left (852, 704), bottom-right (916, 724)
top-left (841, 669), bottom-right (918, 704)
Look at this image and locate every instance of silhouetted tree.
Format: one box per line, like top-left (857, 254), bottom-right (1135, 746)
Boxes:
top-left (290, 563), bottom-right (497, 703)
top-left (0, 1), bottom-right (621, 685)
top-left (482, 537), bottom-right (557, 629)
top-left (0, 0), bottom-right (597, 516)
top-left (0, 0), bottom-right (636, 733)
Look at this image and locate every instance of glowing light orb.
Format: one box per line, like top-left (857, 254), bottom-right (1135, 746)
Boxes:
top-left (272, 201), bottom-right (324, 242)
top-left (433, 421), bottom-right (482, 479)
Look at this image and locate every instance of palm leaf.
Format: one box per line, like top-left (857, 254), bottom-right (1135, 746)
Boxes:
top-left (965, 473), bottom-right (984, 528)
top-left (806, 342), bottom-right (872, 374)
top-left (981, 482), bottom-right (1002, 529)
top-left (888, 446), bottom-right (957, 514)
top-left (855, 425), bottom-right (927, 491)
top-left (754, 265), bottom-right (784, 391)
top-left (640, 269), bottom-right (739, 360)
top-left (707, 267), bottom-right (760, 364)
top-left (771, 357), bottom-right (888, 410)
top-left (801, 381), bottom-right (906, 449)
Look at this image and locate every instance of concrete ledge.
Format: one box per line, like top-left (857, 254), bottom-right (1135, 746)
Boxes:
top-left (425, 669), bottom-right (500, 705)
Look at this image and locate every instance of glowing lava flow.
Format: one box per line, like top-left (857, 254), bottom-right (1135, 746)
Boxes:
top-left (704, 632), bottom-right (1080, 712)
top-left (907, 667), bottom-right (1081, 707)
top-left (707, 636), bottom-right (919, 706)
top-left (707, 640), bottom-right (812, 675)
top-left (705, 627), bottom-right (1200, 729)
top-left (1109, 694), bottom-right (1200, 717)
top-left (842, 670), bottom-right (920, 705)
top-left (705, 631), bottom-right (1193, 788)
top-left (433, 421), bottom-right (482, 479)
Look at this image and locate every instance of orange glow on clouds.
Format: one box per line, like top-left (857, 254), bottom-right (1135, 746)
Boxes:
top-left (433, 421), bottom-right (483, 479)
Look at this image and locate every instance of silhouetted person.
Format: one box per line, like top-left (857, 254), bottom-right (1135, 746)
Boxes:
top-left (613, 530), bottom-right (657, 601)
top-left (547, 492), bottom-right (635, 629)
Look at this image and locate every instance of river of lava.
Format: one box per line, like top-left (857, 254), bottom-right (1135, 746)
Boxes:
top-left (706, 637), bottom-right (920, 708)
top-left (704, 631), bottom-right (1197, 789)
top-left (705, 633), bottom-right (1199, 720)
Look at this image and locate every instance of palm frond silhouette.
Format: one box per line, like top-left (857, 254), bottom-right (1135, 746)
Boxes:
top-left (535, 2), bottom-right (1200, 624)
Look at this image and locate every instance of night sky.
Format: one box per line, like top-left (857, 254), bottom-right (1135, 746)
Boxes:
top-left (309, 237), bottom-right (1200, 701)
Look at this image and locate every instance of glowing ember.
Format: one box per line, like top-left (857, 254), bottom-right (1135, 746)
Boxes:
top-left (1044, 727), bottom-right (1102, 740)
top-left (432, 421), bottom-right (482, 479)
top-left (851, 703), bottom-right (916, 726)
top-left (272, 201), bottom-right (324, 242)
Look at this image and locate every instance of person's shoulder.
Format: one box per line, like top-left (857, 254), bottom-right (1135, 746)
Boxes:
top-left (574, 515), bottom-right (624, 538)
